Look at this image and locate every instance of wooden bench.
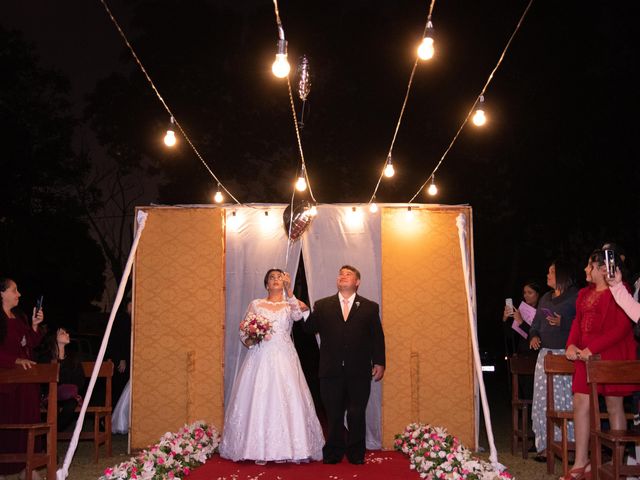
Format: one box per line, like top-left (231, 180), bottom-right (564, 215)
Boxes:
top-left (57, 360), bottom-right (114, 463)
top-left (509, 354), bottom-right (537, 458)
top-left (587, 359), bottom-right (640, 480)
top-left (0, 363), bottom-right (59, 480)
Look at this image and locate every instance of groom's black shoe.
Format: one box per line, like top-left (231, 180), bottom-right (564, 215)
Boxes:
top-left (347, 456), bottom-right (365, 465)
top-left (323, 457), bottom-right (341, 464)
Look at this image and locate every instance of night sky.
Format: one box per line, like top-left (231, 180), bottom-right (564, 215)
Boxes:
top-left (2, 1), bottom-right (639, 355)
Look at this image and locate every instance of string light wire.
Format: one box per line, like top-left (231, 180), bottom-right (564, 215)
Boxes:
top-left (408, 0), bottom-right (534, 203)
top-left (367, 0), bottom-right (437, 205)
top-left (98, 0), bottom-right (241, 205)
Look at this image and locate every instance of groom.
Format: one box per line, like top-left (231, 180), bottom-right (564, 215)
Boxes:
top-left (304, 265), bottom-right (385, 465)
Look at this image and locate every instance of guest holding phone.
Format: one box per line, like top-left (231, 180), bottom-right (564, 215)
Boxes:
top-left (562, 249), bottom-right (638, 480)
top-left (502, 281), bottom-right (544, 356)
top-left (0, 278), bottom-right (45, 480)
top-left (528, 260), bottom-right (579, 462)
top-left (607, 267), bottom-right (640, 322)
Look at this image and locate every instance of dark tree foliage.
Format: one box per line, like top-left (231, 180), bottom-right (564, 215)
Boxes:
top-left (0, 27), bottom-right (105, 324)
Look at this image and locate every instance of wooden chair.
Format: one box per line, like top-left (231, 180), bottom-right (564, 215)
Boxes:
top-left (544, 352), bottom-right (576, 476)
top-left (509, 354), bottom-right (537, 458)
top-left (58, 360), bottom-right (114, 462)
top-left (586, 359), bottom-right (640, 480)
top-left (0, 363), bottom-right (59, 480)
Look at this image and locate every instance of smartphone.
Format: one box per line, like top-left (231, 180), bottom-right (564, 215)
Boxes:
top-left (35, 295), bottom-right (44, 313)
top-left (505, 298), bottom-right (514, 316)
top-left (541, 307), bottom-right (554, 317)
top-left (604, 249), bottom-right (616, 280)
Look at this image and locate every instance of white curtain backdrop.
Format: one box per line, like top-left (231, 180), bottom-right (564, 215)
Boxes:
top-left (300, 204), bottom-right (383, 449)
top-left (223, 205), bottom-right (302, 405)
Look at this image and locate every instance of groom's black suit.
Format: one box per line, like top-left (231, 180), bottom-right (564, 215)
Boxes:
top-left (304, 293), bottom-right (385, 463)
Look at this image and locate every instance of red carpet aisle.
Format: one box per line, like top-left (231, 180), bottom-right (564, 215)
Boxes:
top-left (189, 451), bottom-right (421, 480)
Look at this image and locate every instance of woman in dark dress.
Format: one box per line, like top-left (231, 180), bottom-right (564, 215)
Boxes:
top-left (0, 278), bottom-right (45, 480)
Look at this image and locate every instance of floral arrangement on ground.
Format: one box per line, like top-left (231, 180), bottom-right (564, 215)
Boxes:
top-left (100, 420), bottom-right (220, 480)
top-left (394, 423), bottom-right (512, 480)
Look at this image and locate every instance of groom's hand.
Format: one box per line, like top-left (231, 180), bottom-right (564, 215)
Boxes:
top-left (372, 364), bottom-right (385, 382)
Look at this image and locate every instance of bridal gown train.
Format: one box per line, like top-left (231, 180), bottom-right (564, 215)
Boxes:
top-left (219, 296), bottom-right (324, 462)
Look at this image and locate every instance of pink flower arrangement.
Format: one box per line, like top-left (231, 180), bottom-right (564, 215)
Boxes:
top-left (100, 420), bottom-right (220, 480)
top-left (394, 423), bottom-right (512, 480)
top-left (240, 312), bottom-right (273, 347)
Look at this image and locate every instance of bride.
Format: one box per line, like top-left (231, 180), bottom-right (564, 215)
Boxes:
top-left (219, 269), bottom-right (324, 464)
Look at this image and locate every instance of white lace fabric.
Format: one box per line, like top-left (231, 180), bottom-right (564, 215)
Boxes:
top-left (219, 296), bottom-right (324, 462)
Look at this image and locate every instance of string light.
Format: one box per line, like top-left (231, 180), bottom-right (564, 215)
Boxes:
top-left (369, 200), bottom-right (378, 213)
top-left (472, 96), bottom-right (487, 126)
top-left (405, 206), bottom-right (414, 222)
top-left (309, 205), bottom-right (318, 216)
top-left (227, 210), bottom-right (240, 232)
top-left (407, 0), bottom-right (533, 204)
top-left (384, 156), bottom-right (395, 178)
top-left (272, 24), bottom-right (290, 79)
top-left (295, 166), bottom-right (307, 191)
top-left (417, 21), bottom-right (435, 60)
top-left (427, 176), bottom-right (438, 196)
top-left (214, 185), bottom-right (223, 203)
top-left (163, 116), bottom-right (177, 147)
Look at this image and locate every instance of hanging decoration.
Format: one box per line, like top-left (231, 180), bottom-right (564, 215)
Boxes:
top-left (296, 55), bottom-right (312, 128)
top-left (283, 200), bottom-right (316, 241)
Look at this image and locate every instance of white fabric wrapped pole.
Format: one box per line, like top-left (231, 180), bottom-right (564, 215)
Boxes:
top-left (455, 213), bottom-right (501, 467)
top-left (57, 210), bottom-right (149, 480)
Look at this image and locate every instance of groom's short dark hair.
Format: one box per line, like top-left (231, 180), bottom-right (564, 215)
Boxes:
top-left (340, 265), bottom-right (361, 280)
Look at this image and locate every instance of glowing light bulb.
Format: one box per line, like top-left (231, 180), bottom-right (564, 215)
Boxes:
top-left (417, 21), bottom-right (435, 60)
top-left (309, 205), bottom-right (318, 216)
top-left (427, 178), bottom-right (438, 196)
top-left (384, 161), bottom-right (395, 178)
top-left (369, 202), bottom-right (378, 213)
top-left (227, 210), bottom-right (240, 232)
top-left (405, 206), bottom-right (414, 222)
top-left (472, 96), bottom-right (487, 126)
top-left (214, 189), bottom-right (223, 203)
top-left (272, 54), bottom-right (290, 78)
top-left (472, 109), bottom-right (486, 126)
top-left (164, 116), bottom-right (177, 147)
top-left (295, 175), bottom-right (307, 191)
top-left (417, 37), bottom-right (434, 60)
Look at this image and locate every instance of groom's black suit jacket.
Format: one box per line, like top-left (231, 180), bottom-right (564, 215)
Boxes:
top-left (305, 293), bottom-right (385, 378)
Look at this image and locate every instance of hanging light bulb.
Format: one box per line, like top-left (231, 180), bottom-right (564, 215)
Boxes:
top-left (369, 202), bottom-right (378, 213)
top-left (472, 95), bottom-right (487, 126)
top-left (309, 205), bottom-right (318, 216)
top-left (417, 21), bottom-right (435, 60)
top-left (164, 116), bottom-right (177, 147)
top-left (427, 176), bottom-right (438, 196)
top-left (272, 38), bottom-right (290, 78)
top-left (384, 156), bottom-right (395, 178)
top-left (405, 206), bottom-right (414, 222)
top-left (214, 185), bottom-right (223, 203)
top-left (295, 166), bottom-right (307, 191)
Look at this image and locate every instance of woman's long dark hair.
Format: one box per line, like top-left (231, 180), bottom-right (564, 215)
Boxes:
top-left (551, 259), bottom-right (575, 293)
top-left (0, 278), bottom-right (12, 344)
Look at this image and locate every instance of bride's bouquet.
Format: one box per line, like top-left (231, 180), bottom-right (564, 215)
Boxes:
top-left (240, 312), bottom-right (273, 347)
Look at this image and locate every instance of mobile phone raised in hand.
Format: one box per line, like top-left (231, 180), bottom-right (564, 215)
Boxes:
top-left (505, 298), bottom-right (514, 316)
top-left (604, 249), bottom-right (616, 280)
top-left (35, 295), bottom-right (44, 313)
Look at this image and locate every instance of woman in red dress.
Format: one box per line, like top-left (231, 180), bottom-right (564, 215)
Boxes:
top-left (562, 250), bottom-right (637, 480)
top-left (0, 278), bottom-right (45, 480)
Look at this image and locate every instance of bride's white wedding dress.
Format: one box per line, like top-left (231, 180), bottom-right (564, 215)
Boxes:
top-left (219, 296), bottom-right (324, 462)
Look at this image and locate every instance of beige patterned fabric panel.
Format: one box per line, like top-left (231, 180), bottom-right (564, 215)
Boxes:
top-left (131, 207), bottom-right (225, 450)
top-left (381, 207), bottom-right (475, 448)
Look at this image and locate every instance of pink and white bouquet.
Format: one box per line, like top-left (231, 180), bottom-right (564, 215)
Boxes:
top-left (240, 312), bottom-right (273, 347)
top-left (394, 423), bottom-right (512, 480)
top-left (100, 420), bottom-right (220, 480)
